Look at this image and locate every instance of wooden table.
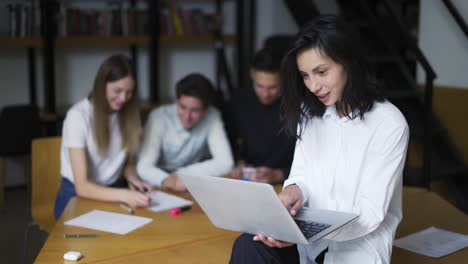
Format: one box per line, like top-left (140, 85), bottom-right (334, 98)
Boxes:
top-left (34, 190), bottom-right (238, 263)
top-left (35, 187), bottom-right (468, 263)
top-left (392, 187), bottom-right (468, 263)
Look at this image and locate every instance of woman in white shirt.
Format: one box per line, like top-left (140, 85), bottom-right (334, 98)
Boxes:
top-left (230, 15), bottom-right (409, 264)
top-left (54, 55), bottom-right (152, 219)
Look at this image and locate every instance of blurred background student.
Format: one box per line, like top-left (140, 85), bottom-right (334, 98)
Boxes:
top-left (227, 43), bottom-right (295, 184)
top-left (54, 54), bottom-right (152, 219)
top-left (137, 73), bottom-right (233, 192)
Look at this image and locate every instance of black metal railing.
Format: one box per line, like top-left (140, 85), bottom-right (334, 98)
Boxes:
top-left (380, 0), bottom-right (437, 189)
top-left (442, 0), bottom-right (468, 41)
top-left (355, 0), bottom-right (437, 188)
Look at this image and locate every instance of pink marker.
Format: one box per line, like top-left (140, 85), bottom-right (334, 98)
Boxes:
top-left (170, 206), bottom-right (191, 216)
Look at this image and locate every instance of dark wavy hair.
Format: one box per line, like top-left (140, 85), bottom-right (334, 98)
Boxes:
top-left (281, 14), bottom-right (384, 139)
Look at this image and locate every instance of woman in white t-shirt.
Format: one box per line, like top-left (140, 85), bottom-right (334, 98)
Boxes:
top-left (54, 54), bottom-right (152, 219)
top-left (230, 15), bottom-right (409, 264)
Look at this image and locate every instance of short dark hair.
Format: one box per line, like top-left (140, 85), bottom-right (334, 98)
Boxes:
top-left (281, 14), bottom-right (384, 139)
top-left (175, 73), bottom-right (215, 108)
top-left (263, 34), bottom-right (295, 62)
top-left (251, 47), bottom-right (282, 73)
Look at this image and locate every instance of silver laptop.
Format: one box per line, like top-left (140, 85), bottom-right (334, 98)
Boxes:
top-left (180, 175), bottom-right (358, 245)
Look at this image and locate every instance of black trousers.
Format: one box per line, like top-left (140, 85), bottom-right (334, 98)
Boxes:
top-left (229, 234), bottom-right (299, 264)
top-left (230, 234), bottom-right (328, 264)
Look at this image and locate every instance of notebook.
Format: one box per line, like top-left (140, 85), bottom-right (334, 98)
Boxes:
top-left (180, 175), bottom-right (358, 244)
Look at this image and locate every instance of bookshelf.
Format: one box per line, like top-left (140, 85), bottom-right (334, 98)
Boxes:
top-left (39, 0), bottom-right (242, 114)
top-left (53, 34), bottom-right (236, 46)
top-left (0, 37), bottom-right (42, 48)
top-left (0, 0), bottom-right (42, 106)
top-left (161, 34), bottom-right (237, 45)
top-left (1, 0), bottom-right (253, 136)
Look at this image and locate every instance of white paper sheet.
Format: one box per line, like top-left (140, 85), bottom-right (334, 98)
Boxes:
top-left (394, 226), bottom-right (468, 258)
top-left (147, 191), bottom-right (193, 212)
top-left (64, 210), bottom-right (153, 235)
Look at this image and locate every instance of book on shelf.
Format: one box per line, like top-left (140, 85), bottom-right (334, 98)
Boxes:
top-left (165, 3), bottom-right (184, 36)
top-left (160, 8), bottom-right (172, 35)
top-left (161, 4), bottom-right (218, 36)
top-left (56, 1), bottom-right (147, 37)
top-left (179, 7), bottom-right (192, 35)
top-left (2, 1), bottom-right (40, 37)
top-left (3, 0), bottom-right (230, 39)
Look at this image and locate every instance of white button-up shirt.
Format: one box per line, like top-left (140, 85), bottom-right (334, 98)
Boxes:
top-left (284, 101), bottom-right (409, 264)
top-left (137, 104), bottom-right (234, 187)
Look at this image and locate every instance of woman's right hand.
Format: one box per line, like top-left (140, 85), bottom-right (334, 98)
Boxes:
top-left (278, 184), bottom-right (304, 216)
top-left (122, 189), bottom-right (152, 208)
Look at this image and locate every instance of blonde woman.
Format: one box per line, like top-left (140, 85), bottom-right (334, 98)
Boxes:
top-left (54, 55), bottom-right (152, 219)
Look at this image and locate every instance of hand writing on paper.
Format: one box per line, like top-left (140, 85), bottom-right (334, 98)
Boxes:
top-left (128, 178), bottom-right (153, 194)
top-left (121, 190), bottom-right (152, 208)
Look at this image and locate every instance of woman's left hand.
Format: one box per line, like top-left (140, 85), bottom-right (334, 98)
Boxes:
top-left (253, 234), bottom-right (295, 248)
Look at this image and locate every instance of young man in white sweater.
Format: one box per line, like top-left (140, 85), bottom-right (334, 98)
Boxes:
top-left (137, 73), bottom-right (234, 192)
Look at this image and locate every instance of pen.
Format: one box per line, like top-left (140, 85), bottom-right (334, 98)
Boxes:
top-left (130, 183), bottom-right (152, 194)
top-left (64, 234), bottom-right (98, 238)
top-left (120, 203), bottom-right (135, 214)
top-left (170, 206), bottom-right (191, 216)
top-left (131, 184), bottom-right (157, 205)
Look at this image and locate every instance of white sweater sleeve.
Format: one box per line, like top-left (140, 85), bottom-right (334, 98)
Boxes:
top-left (136, 112), bottom-right (169, 187)
top-left (175, 114), bottom-right (234, 178)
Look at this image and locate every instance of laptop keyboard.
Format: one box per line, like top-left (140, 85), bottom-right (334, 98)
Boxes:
top-left (295, 220), bottom-right (331, 239)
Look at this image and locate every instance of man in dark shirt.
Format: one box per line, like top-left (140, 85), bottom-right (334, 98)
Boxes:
top-left (227, 47), bottom-right (294, 184)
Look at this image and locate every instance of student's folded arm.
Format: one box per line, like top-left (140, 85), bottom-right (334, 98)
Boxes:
top-left (327, 121), bottom-right (409, 242)
top-left (283, 138), bottom-right (309, 204)
top-left (136, 113), bottom-right (169, 187)
top-left (176, 113), bottom-right (234, 177)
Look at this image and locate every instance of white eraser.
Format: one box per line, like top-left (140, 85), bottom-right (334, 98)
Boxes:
top-left (63, 251), bottom-right (82, 261)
